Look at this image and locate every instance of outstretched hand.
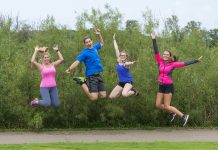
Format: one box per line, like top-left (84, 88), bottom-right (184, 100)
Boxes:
top-left (132, 60), bottom-right (138, 64)
top-left (197, 56), bottom-right (203, 62)
top-left (65, 68), bottom-right (72, 74)
top-left (151, 32), bottom-right (156, 39)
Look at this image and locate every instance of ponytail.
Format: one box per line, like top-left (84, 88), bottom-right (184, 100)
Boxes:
top-left (165, 50), bottom-right (179, 62)
top-left (172, 55), bottom-right (179, 62)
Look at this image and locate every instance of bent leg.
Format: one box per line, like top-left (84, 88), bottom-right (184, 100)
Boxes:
top-left (164, 93), bottom-right (183, 117)
top-left (155, 92), bottom-right (164, 110)
top-left (109, 85), bottom-right (123, 99)
top-left (38, 88), bottom-right (51, 108)
top-left (122, 83), bottom-right (134, 97)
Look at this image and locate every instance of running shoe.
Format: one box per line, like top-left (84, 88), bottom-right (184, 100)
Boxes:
top-left (181, 114), bottom-right (189, 126)
top-left (168, 112), bottom-right (176, 123)
top-left (73, 77), bottom-right (86, 85)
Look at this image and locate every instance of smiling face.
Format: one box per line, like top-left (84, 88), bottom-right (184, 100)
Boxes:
top-left (84, 37), bottom-right (93, 48)
top-left (119, 51), bottom-right (127, 62)
top-left (43, 53), bottom-right (51, 64)
top-left (163, 50), bottom-right (172, 61)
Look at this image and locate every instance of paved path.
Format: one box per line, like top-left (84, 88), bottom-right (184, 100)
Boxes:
top-left (0, 129), bottom-right (218, 144)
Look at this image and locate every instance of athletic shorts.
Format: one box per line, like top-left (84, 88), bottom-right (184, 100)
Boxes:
top-left (118, 81), bottom-right (133, 88)
top-left (159, 83), bottom-right (174, 94)
top-left (86, 74), bottom-right (106, 93)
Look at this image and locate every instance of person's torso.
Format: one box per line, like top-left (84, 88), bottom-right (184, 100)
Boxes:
top-left (82, 48), bottom-right (103, 76)
top-left (158, 61), bottom-right (174, 84)
top-left (116, 64), bottom-right (132, 82)
top-left (40, 64), bottom-right (57, 87)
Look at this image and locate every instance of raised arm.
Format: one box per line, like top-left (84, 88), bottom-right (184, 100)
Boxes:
top-left (65, 60), bottom-right (80, 74)
top-left (96, 29), bottom-right (104, 46)
top-left (113, 33), bottom-right (120, 61)
top-left (52, 45), bottom-right (64, 67)
top-left (31, 46), bottom-right (42, 71)
top-left (151, 32), bottom-right (162, 64)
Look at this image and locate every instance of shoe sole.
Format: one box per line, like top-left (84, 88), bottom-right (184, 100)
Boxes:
top-left (183, 115), bottom-right (189, 126)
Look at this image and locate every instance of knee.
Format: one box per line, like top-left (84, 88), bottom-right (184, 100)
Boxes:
top-left (155, 103), bottom-right (163, 110)
top-left (122, 92), bottom-right (128, 97)
top-left (100, 94), bottom-right (106, 99)
top-left (109, 95), bottom-right (115, 99)
top-left (90, 95), bottom-right (98, 101)
top-left (164, 105), bottom-right (171, 111)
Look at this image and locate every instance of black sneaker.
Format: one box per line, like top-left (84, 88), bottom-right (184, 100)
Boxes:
top-left (131, 87), bottom-right (139, 96)
top-left (168, 112), bottom-right (176, 123)
top-left (181, 114), bottom-right (189, 126)
top-left (73, 77), bottom-right (86, 85)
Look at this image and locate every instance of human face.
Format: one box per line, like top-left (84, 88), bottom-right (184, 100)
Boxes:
top-left (84, 38), bottom-right (93, 48)
top-left (119, 52), bottom-right (127, 62)
top-left (43, 54), bottom-right (50, 64)
top-left (163, 51), bottom-right (171, 61)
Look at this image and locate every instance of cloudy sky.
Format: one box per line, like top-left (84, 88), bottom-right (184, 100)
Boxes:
top-left (1, 0), bottom-right (217, 29)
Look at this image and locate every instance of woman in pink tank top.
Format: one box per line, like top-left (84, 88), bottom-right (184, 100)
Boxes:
top-left (151, 32), bottom-right (202, 126)
top-left (30, 45), bottom-right (64, 109)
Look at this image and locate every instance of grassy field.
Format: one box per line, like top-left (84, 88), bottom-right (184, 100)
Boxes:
top-left (1, 142), bottom-right (218, 150)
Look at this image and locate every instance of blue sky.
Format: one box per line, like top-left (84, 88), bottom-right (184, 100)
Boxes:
top-left (1, 0), bottom-right (217, 30)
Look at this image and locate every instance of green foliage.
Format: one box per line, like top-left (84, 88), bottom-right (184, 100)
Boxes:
top-left (0, 5), bottom-right (217, 129)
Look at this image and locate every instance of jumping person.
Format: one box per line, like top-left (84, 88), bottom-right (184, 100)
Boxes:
top-left (109, 33), bottom-right (139, 99)
top-left (66, 29), bottom-right (106, 101)
top-left (30, 45), bottom-right (64, 109)
top-left (151, 32), bottom-right (202, 126)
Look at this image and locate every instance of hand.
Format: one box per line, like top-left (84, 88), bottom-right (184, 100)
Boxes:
top-left (53, 44), bottom-right (59, 52)
top-left (96, 29), bottom-right (101, 35)
top-left (197, 56), bottom-right (203, 62)
top-left (38, 47), bottom-right (48, 53)
top-left (132, 60), bottom-right (138, 64)
top-left (113, 33), bottom-right (116, 40)
top-left (151, 32), bottom-right (156, 39)
top-left (35, 45), bottom-right (40, 52)
top-left (65, 68), bottom-right (72, 74)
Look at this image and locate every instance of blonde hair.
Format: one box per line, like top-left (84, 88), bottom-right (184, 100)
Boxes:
top-left (39, 52), bottom-right (52, 64)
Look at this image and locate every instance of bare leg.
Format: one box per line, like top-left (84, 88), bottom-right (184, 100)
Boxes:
top-left (122, 83), bottom-right (134, 97)
top-left (155, 92), bottom-right (165, 110)
top-left (109, 85), bottom-right (123, 99)
top-left (99, 91), bottom-right (107, 99)
top-left (164, 93), bottom-right (183, 117)
top-left (81, 84), bottom-right (98, 101)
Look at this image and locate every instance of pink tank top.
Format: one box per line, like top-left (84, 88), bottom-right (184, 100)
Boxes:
top-left (40, 64), bottom-right (57, 88)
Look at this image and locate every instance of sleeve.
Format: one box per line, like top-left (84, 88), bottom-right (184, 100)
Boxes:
top-left (152, 39), bottom-right (159, 54)
top-left (184, 60), bottom-right (199, 66)
top-left (173, 62), bottom-right (186, 68)
top-left (93, 42), bottom-right (101, 51)
top-left (173, 60), bottom-right (198, 68)
top-left (152, 39), bottom-right (162, 64)
top-left (76, 52), bottom-right (86, 62)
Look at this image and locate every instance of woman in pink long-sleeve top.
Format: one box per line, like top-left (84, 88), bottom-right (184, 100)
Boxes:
top-left (151, 32), bottom-right (202, 126)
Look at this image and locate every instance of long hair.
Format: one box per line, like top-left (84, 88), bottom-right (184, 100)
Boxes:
top-left (165, 50), bottom-right (179, 62)
top-left (40, 52), bottom-right (52, 64)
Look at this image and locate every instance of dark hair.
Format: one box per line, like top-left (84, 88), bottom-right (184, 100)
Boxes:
top-left (164, 50), bottom-right (179, 62)
top-left (83, 36), bottom-right (92, 43)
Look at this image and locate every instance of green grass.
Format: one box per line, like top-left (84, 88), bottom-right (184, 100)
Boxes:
top-left (1, 142), bottom-right (218, 150)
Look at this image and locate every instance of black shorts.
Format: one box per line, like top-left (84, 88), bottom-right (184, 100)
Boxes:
top-left (118, 82), bottom-right (133, 88)
top-left (159, 83), bottom-right (174, 94)
top-left (86, 74), bottom-right (106, 93)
